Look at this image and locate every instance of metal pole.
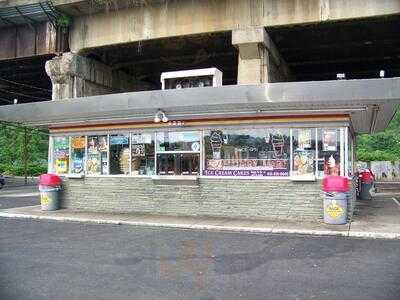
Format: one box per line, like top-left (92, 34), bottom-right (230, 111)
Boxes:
top-left (24, 127), bottom-right (27, 185)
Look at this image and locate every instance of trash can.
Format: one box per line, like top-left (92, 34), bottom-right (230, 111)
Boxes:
top-left (38, 174), bottom-right (61, 211)
top-left (359, 170), bottom-right (374, 200)
top-left (322, 176), bottom-right (349, 225)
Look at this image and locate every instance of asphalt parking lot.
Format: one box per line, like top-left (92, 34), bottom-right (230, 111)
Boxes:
top-left (0, 185), bottom-right (39, 209)
top-left (0, 186), bottom-right (399, 299)
top-left (0, 216), bottom-right (399, 300)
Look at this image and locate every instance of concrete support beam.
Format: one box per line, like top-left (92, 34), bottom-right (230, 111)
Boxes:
top-left (67, 0), bottom-right (400, 52)
top-left (45, 52), bottom-right (138, 100)
top-left (232, 27), bottom-right (291, 84)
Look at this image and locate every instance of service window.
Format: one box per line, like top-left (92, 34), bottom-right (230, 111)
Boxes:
top-left (203, 128), bottom-right (290, 177)
top-left (52, 136), bottom-right (69, 175)
top-left (86, 135), bottom-right (109, 175)
top-left (109, 134), bottom-right (130, 175)
top-left (156, 131), bottom-right (200, 175)
top-left (292, 129), bottom-right (316, 177)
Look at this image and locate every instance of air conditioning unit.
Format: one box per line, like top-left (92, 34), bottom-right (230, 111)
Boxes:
top-left (161, 68), bottom-right (223, 90)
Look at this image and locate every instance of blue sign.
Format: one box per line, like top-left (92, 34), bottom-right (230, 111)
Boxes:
top-left (110, 135), bottom-right (129, 145)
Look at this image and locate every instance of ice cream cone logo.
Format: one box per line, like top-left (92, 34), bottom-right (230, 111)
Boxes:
top-left (326, 200), bottom-right (344, 219)
top-left (272, 134), bottom-right (284, 158)
top-left (210, 131), bottom-right (223, 159)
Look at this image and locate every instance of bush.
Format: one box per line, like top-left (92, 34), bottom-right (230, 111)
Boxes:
top-left (1, 163), bottom-right (47, 176)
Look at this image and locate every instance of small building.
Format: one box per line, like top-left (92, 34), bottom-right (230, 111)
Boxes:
top-left (1, 77), bottom-right (399, 221)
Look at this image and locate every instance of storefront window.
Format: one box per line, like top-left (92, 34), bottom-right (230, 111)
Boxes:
top-left (109, 134), bottom-right (130, 175)
top-left (203, 128), bottom-right (290, 177)
top-left (316, 129), bottom-right (341, 177)
top-left (131, 133), bottom-right (155, 175)
top-left (86, 135), bottom-right (108, 175)
top-left (52, 136), bottom-right (69, 174)
top-left (292, 129), bottom-right (316, 177)
top-left (156, 131), bottom-right (200, 175)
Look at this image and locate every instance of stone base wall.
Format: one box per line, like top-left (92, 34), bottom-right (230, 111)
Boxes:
top-left (59, 177), bottom-right (350, 221)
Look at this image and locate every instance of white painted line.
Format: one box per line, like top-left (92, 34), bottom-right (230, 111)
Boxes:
top-left (392, 197), bottom-right (400, 208)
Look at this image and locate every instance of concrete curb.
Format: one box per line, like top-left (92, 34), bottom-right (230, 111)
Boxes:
top-left (1, 211), bottom-right (398, 239)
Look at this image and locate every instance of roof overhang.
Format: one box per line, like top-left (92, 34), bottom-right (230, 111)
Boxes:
top-left (0, 78), bottom-right (399, 134)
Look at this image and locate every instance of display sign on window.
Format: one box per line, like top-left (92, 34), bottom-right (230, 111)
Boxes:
top-left (298, 129), bottom-right (312, 149)
top-left (86, 136), bottom-right (108, 175)
top-left (70, 136), bottom-right (85, 174)
top-left (203, 129), bottom-right (290, 177)
top-left (322, 129), bottom-right (337, 151)
top-left (53, 137), bottom-right (69, 174)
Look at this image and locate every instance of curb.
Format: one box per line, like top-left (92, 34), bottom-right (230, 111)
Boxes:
top-left (1, 211), bottom-right (398, 239)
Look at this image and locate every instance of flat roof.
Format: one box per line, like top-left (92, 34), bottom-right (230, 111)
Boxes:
top-left (0, 78), bottom-right (399, 134)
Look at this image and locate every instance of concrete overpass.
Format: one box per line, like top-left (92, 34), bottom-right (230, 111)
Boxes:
top-left (0, 0), bottom-right (400, 103)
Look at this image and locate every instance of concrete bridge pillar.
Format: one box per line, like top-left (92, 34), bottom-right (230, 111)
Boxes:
top-left (45, 52), bottom-right (139, 100)
top-left (232, 27), bottom-right (291, 84)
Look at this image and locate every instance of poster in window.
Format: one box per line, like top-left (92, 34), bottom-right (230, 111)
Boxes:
top-left (298, 129), bottom-right (312, 149)
top-left (293, 150), bottom-right (314, 175)
top-left (71, 137), bottom-right (85, 174)
top-left (110, 135), bottom-right (129, 145)
top-left (131, 144), bottom-right (145, 157)
top-left (71, 137), bottom-right (85, 149)
top-left (322, 129), bottom-right (337, 151)
top-left (53, 137), bottom-right (69, 174)
top-left (209, 130), bottom-right (223, 159)
top-left (132, 133), bottom-right (152, 145)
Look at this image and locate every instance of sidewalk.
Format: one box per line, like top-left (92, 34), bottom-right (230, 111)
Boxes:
top-left (1, 195), bottom-right (399, 239)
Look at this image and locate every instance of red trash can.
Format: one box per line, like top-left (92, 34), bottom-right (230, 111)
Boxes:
top-left (359, 169), bottom-right (374, 200)
top-left (38, 174), bottom-right (61, 211)
top-left (322, 176), bottom-right (349, 225)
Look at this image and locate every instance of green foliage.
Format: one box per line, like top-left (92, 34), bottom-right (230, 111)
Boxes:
top-left (357, 109), bottom-right (400, 161)
top-left (0, 123), bottom-right (48, 176)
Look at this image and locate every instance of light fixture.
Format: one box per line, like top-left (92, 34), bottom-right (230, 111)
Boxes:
top-left (154, 110), bottom-right (168, 123)
top-left (380, 70), bottom-right (385, 78)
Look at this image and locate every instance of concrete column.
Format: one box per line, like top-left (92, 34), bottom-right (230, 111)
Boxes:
top-left (45, 52), bottom-right (139, 100)
top-left (232, 27), bottom-right (291, 84)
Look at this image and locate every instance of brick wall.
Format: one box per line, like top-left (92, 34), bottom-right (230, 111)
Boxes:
top-left (60, 177), bottom-right (354, 221)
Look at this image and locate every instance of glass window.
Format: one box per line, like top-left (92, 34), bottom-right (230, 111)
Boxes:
top-left (52, 136), bottom-right (69, 174)
top-left (157, 153), bottom-right (199, 175)
top-left (131, 133), bottom-right (155, 175)
top-left (156, 131), bottom-right (201, 152)
top-left (86, 135), bottom-right (109, 175)
top-left (109, 134), bottom-right (130, 175)
top-left (292, 129), bottom-right (316, 177)
top-left (156, 131), bottom-right (200, 175)
top-left (203, 128), bottom-right (290, 177)
top-left (316, 129), bottom-right (341, 177)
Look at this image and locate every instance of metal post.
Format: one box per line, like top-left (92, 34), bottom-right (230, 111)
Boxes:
top-left (23, 127), bottom-right (27, 185)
